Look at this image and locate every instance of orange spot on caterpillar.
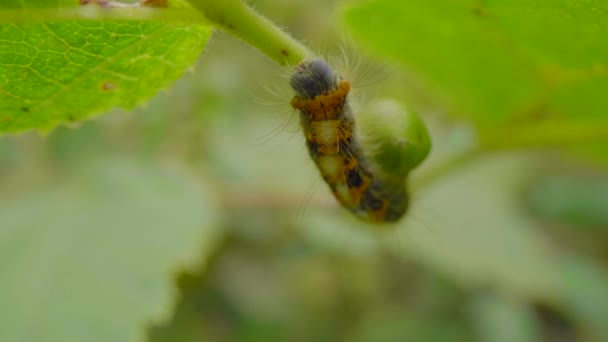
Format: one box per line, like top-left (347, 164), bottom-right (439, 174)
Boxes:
top-left (291, 81), bottom-right (350, 120)
top-left (281, 49), bottom-right (290, 57)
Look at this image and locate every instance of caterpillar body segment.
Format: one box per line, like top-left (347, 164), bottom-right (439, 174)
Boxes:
top-left (290, 58), bottom-right (409, 223)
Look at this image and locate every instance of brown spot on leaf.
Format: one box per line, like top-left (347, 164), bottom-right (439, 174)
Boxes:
top-left (141, 0), bottom-right (168, 7)
top-left (102, 82), bottom-right (116, 91)
top-left (281, 49), bottom-right (290, 57)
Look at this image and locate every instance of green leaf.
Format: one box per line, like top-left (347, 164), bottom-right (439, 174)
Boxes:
top-left (0, 159), bottom-right (220, 342)
top-left (470, 294), bottom-right (540, 342)
top-left (397, 154), bottom-right (564, 300)
top-left (342, 0), bottom-right (608, 126)
top-left (294, 154), bottom-right (565, 299)
top-left (0, 1), bottom-right (211, 134)
top-left (293, 152), bottom-right (608, 339)
top-left (525, 172), bottom-right (608, 228)
top-left (558, 257), bottom-right (608, 340)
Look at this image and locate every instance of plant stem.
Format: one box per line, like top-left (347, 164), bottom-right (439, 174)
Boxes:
top-left (187, 0), bottom-right (313, 66)
top-left (411, 119), bottom-right (608, 193)
top-left (410, 147), bottom-right (484, 192)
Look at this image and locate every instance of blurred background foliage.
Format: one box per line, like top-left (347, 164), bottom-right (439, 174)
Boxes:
top-left (1, 0), bottom-right (607, 341)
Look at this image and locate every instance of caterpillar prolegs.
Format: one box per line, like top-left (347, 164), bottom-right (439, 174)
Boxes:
top-left (290, 58), bottom-right (429, 223)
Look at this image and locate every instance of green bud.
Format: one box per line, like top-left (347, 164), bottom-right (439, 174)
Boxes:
top-left (357, 99), bottom-right (431, 177)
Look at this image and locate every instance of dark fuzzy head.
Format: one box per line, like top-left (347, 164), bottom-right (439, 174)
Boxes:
top-left (290, 58), bottom-right (338, 99)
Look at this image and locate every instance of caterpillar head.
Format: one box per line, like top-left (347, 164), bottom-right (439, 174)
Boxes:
top-left (290, 58), bottom-right (339, 99)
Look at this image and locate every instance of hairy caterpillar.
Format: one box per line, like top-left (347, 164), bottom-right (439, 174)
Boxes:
top-left (290, 58), bottom-right (413, 223)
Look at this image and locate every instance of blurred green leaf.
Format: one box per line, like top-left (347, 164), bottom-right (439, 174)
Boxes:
top-left (300, 154), bottom-right (564, 300)
top-left (0, 159), bottom-right (220, 342)
top-left (354, 309), bottom-right (473, 342)
top-left (525, 172), bottom-right (608, 228)
top-left (295, 151), bottom-right (608, 340)
top-left (579, 144), bottom-right (608, 166)
top-left (342, 0), bottom-right (608, 128)
top-left (399, 154), bottom-right (561, 299)
top-left (0, 1), bottom-right (211, 134)
top-left (470, 294), bottom-right (540, 342)
top-left (557, 257), bottom-right (608, 340)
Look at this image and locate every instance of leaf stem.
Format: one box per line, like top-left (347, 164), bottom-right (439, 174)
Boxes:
top-left (411, 120), bottom-right (608, 193)
top-left (410, 147), bottom-right (484, 192)
top-left (187, 0), bottom-right (314, 66)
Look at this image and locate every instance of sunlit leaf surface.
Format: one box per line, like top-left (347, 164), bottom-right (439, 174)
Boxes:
top-left (0, 0), bottom-right (211, 133)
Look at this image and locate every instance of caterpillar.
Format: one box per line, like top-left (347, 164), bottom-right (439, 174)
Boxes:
top-left (290, 58), bottom-right (411, 223)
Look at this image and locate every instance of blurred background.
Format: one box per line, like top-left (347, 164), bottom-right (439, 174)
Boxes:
top-left (1, 0), bottom-right (608, 341)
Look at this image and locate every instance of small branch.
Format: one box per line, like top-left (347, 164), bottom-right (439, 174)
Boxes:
top-left (187, 0), bottom-right (313, 66)
top-left (410, 147), bottom-right (485, 192)
top-left (221, 189), bottom-right (336, 209)
top-left (411, 120), bottom-right (608, 193)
